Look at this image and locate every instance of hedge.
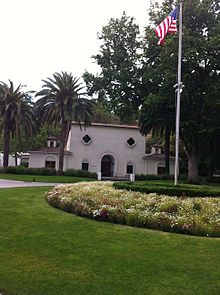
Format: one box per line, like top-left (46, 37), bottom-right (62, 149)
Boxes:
top-left (113, 181), bottom-right (220, 198)
top-left (0, 166), bottom-right (97, 178)
top-left (64, 169), bottom-right (97, 179)
top-left (0, 166), bottom-right (56, 175)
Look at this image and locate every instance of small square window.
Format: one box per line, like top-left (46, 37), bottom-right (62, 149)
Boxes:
top-left (45, 161), bottom-right (56, 168)
top-left (158, 166), bottom-right (165, 175)
top-left (127, 164), bottom-right (133, 174)
top-left (82, 162), bottom-right (89, 171)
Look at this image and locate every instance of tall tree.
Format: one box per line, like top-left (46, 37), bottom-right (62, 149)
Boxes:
top-left (139, 2), bottom-right (177, 175)
top-left (0, 81), bottom-right (36, 167)
top-left (178, 0), bottom-right (220, 183)
top-left (83, 12), bottom-right (144, 123)
top-left (36, 72), bottom-right (93, 174)
top-left (139, 94), bottom-right (175, 175)
top-left (91, 100), bottom-right (120, 124)
top-left (140, 0), bottom-right (220, 183)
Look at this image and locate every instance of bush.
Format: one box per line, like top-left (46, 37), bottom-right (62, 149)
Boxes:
top-left (20, 161), bottom-right (28, 168)
top-left (25, 167), bottom-right (57, 175)
top-left (64, 169), bottom-right (97, 179)
top-left (135, 174), bottom-right (174, 181)
top-left (0, 166), bottom-right (57, 176)
top-left (0, 166), bottom-right (97, 178)
top-left (2, 166), bottom-right (27, 174)
top-left (113, 182), bottom-right (220, 198)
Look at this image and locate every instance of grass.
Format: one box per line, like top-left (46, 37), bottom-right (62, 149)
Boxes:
top-left (0, 173), bottom-right (95, 183)
top-left (0, 187), bottom-right (220, 294)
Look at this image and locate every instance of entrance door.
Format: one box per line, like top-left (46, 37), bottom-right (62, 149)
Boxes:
top-left (101, 155), bottom-right (114, 177)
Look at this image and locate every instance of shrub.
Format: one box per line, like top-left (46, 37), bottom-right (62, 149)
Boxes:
top-left (3, 166), bottom-right (27, 174)
top-left (113, 182), bottom-right (220, 198)
top-left (20, 161), bottom-right (28, 168)
top-left (135, 174), bottom-right (174, 181)
top-left (64, 169), bottom-right (97, 179)
top-left (26, 167), bottom-right (57, 175)
top-left (46, 182), bottom-right (220, 237)
top-left (0, 166), bottom-right (57, 176)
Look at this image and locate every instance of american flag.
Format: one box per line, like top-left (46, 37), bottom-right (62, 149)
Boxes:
top-left (155, 7), bottom-right (178, 45)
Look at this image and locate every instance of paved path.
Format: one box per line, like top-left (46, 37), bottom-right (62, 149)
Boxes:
top-left (0, 179), bottom-right (63, 188)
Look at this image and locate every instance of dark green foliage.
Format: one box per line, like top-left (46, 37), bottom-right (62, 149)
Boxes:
top-left (0, 81), bottom-right (36, 167)
top-left (64, 169), bottom-right (97, 179)
top-left (113, 181), bottom-right (220, 198)
top-left (83, 12), bottom-right (144, 123)
top-left (135, 174), bottom-right (174, 181)
top-left (0, 166), bottom-right (56, 176)
top-left (139, 0), bottom-right (220, 183)
top-left (0, 166), bottom-right (97, 178)
top-left (91, 101), bottom-right (120, 124)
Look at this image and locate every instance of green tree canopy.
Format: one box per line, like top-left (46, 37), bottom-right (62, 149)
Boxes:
top-left (83, 12), bottom-right (144, 123)
top-left (0, 81), bottom-right (36, 167)
top-left (140, 0), bottom-right (220, 183)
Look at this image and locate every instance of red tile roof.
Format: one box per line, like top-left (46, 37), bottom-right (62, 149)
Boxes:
top-left (29, 147), bottom-right (72, 155)
top-left (72, 122), bottom-right (139, 129)
top-left (143, 153), bottom-right (175, 160)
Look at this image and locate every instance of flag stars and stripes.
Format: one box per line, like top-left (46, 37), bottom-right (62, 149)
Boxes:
top-left (155, 7), bottom-right (178, 45)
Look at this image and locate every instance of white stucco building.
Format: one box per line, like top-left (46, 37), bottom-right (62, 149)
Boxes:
top-left (0, 153), bottom-right (21, 167)
top-left (28, 122), bottom-right (175, 177)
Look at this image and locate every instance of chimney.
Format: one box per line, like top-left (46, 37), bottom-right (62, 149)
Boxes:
top-left (47, 136), bottom-right (57, 148)
top-left (151, 145), bottom-right (162, 154)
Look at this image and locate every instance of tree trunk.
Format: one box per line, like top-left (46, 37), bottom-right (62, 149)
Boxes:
top-left (3, 126), bottom-right (10, 168)
top-left (208, 139), bottom-right (214, 180)
top-left (187, 149), bottom-right (199, 184)
top-left (15, 152), bottom-right (18, 166)
top-left (58, 122), bottom-right (68, 175)
top-left (164, 126), bottom-right (170, 175)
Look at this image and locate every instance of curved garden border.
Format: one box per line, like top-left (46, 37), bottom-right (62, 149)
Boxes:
top-left (46, 182), bottom-right (220, 237)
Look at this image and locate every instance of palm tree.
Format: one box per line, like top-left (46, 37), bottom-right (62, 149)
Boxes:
top-left (36, 71), bottom-right (93, 174)
top-left (139, 94), bottom-right (175, 175)
top-left (0, 81), bottom-right (36, 167)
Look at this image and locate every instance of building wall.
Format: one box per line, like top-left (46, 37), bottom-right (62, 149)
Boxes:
top-left (28, 153), bottom-right (69, 171)
top-left (67, 124), bottom-right (146, 176)
top-left (0, 154), bottom-right (21, 167)
top-left (145, 159), bottom-right (175, 175)
top-left (28, 123), bottom-right (176, 177)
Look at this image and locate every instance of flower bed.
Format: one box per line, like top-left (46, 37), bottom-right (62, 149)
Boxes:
top-left (46, 182), bottom-right (220, 237)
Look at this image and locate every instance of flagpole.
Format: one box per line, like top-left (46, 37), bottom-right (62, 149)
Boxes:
top-left (174, 0), bottom-right (183, 185)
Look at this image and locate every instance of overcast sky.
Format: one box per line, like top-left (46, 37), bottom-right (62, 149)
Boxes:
top-left (0, 0), bottom-right (153, 91)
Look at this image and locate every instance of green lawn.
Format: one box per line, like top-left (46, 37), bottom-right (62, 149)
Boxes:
top-left (0, 187), bottom-right (220, 295)
top-left (0, 173), bottom-right (95, 183)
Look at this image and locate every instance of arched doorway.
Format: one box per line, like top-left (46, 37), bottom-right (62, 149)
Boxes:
top-left (101, 155), bottom-right (114, 177)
